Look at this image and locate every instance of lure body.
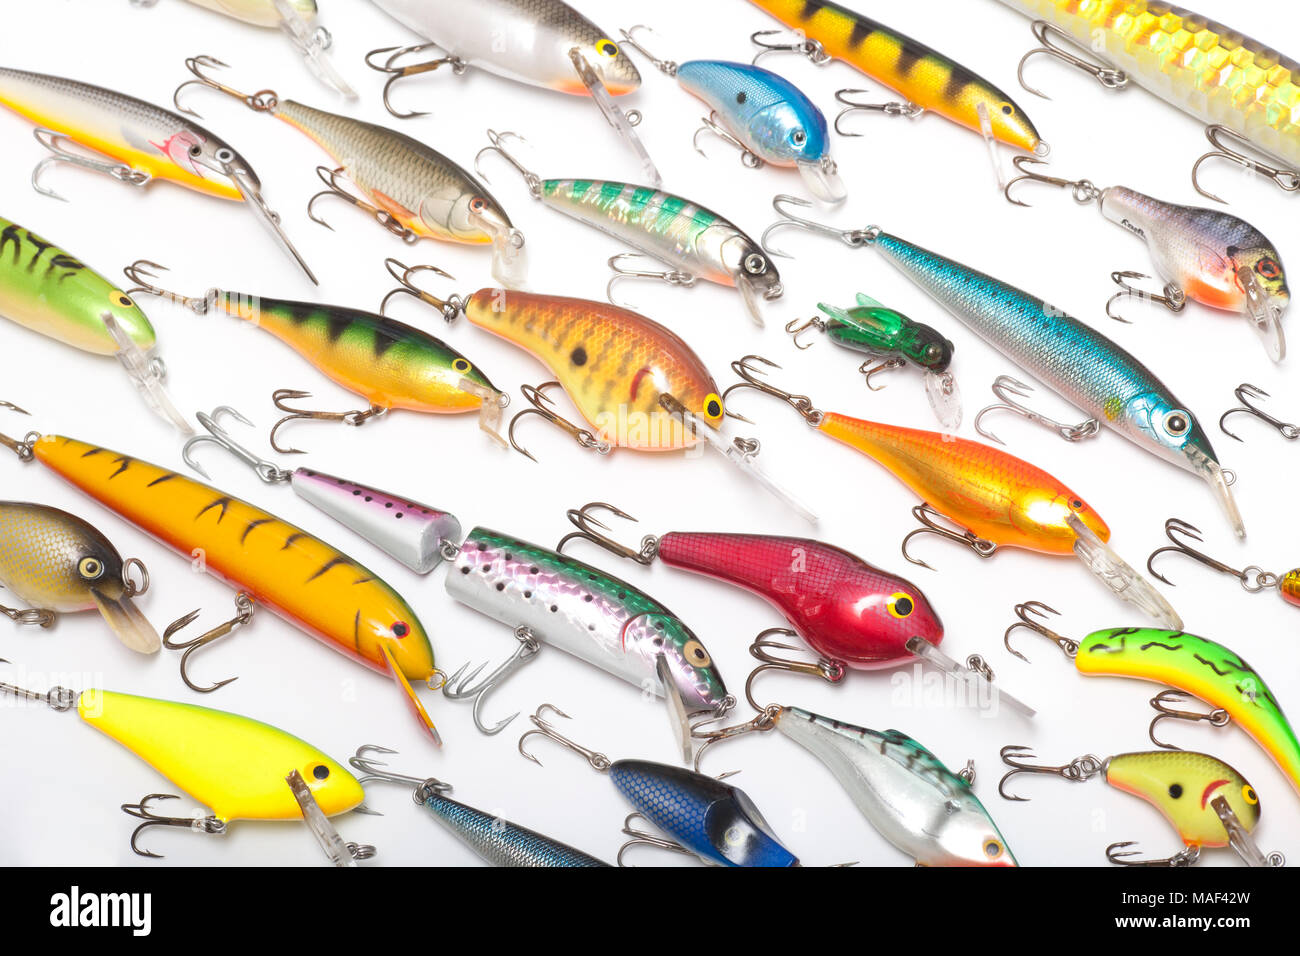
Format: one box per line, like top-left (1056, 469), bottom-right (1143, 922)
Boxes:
top-left (0, 217), bottom-right (155, 355)
top-left (995, 0), bottom-right (1300, 169)
top-left (774, 707), bottom-right (1015, 866)
top-left (181, 0), bottom-right (318, 28)
top-left (654, 532), bottom-right (943, 668)
top-left (79, 688), bottom-right (363, 822)
top-left (462, 289), bottom-right (724, 451)
top-left (367, 0), bottom-right (640, 96)
top-left (609, 759), bottom-right (798, 866)
top-left (31, 435), bottom-right (437, 685)
top-left (418, 791), bottom-right (609, 866)
top-left (0, 66), bottom-right (247, 200)
top-left (0, 502), bottom-right (159, 653)
top-left (745, 0), bottom-right (1042, 152)
top-left (818, 295), bottom-right (954, 373)
top-left (206, 291), bottom-right (501, 417)
top-left (288, 469), bottom-right (461, 575)
top-left (446, 527), bottom-right (728, 712)
top-left (1079, 628), bottom-right (1300, 796)
top-left (1104, 750), bottom-right (1260, 849)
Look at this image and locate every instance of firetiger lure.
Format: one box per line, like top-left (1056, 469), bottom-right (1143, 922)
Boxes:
top-left (763, 197), bottom-right (1243, 538)
top-left (724, 357), bottom-right (1182, 632)
top-left (1006, 158), bottom-right (1291, 361)
top-left (0, 65), bottom-right (315, 282)
top-left (0, 501), bottom-right (160, 654)
top-left (0, 216), bottom-right (189, 432)
top-left (0, 670), bottom-right (368, 864)
top-left (998, 744), bottom-right (1281, 867)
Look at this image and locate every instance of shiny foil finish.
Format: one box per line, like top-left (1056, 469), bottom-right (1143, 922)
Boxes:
top-left (420, 792), bottom-right (610, 866)
top-left (288, 469), bottom-right (461, 574)
top-left (1105, 751), bottom-right (1261, 848)
top-left (1282, 569), bottom-right (1300, 608)
top-left (609, 759), bottom-right (798, 867)
top-left (463, 288), bottom-right (725, 451)
top-left (775, 707), bottom-right (1016, 866)
top-left (445, 527), bottom-right (728, 712)
top-left (656, 532), bottom-right (943, 669)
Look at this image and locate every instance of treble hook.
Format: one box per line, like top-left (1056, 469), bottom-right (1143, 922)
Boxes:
top-left (901, 503), bottom-right (997, 571)
top-left (172, 54), bottom-right (279, 118)
top-left (162, 592), bottom-right (254, 693)
top-left (517, 704), bottom-right (614, 771)
top-left (606, 252), bottom-right (696, 311)
top-left (997, 745), bottom-right (1106, 801)
top-left (1002, 155), bottom-right (1101, 207)
top-left (692, 112), bottom-right (763, 167)
top-left (1106, 841), bottom-right (1201, 867)
top-left (1148, 690), bottom-right (1230, 751)
top-left (833, 87), bottom-right (923, 136)
top-left (363, 43), bottom-right (468, 119)
top-left (440, 626), bottom-right (541, 735)
top-left (182, 407), bottom-right (291, 483)
top-left (121, 259), bottom-right (217, 314)
top-left (120, 793), bottom-right (226, 859)
top-left (749, 29), bottom-right (832, 67)
top-left (307, 165), bottom-right (418, 243)
top-left (617, 812), bottom-right (696, 867)
top-left (31, 127), bottom-right (152, 201)
top-left (721, 355), bottom-right (824, 425)
top-left (783, 316), bottom-right (825, 350)
top-left (617, 26), bottom-right (679, 77)
top-left (761, 194), bottom-right (879, 259)
top-left (556, 501), bottom-right (659, 565)
top-left (1105, 270), bottom-right (1187, 324)
top-left (688, 705), bottom-right (779, 774)
top-left (269, 388), bottom-right (387, 456)
top-left (1016, 20), bottom-right (1129, 100)
top-left (1145, 517), bottom-right (1277, 592)
top-left (974, 374), bottom-right (1099, 445)
top-left (1220, 383), bottom-right (1300, 442)
top-left (745, 628), bottom-right (844, 713)
top-left (1002, 600), bottom-right (1078, 663)
top-left (378, 257), bottom-right (461, 319)
top-left (474, 130), bottom-right (543, 197)
top-left (1192, 125), bottom-right (1300, 205)
top-left (860, 358), bottom-right (906, 391)
top-left (508, 383), bottom-right (612, 462)
top-left (349, 745), bottom-right (452, 814)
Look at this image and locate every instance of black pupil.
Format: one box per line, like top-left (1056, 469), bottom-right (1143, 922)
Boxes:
top-left (707, 400), bottom-right (720, 416)
top-left (313, 765), bottom-right (330, 780)
top-left (1168, 415), bottom-right (1187, 432)
top-left (189, 145), bottom-right (202, 156)
top-left (601, 42), bottom-right (616, 55)
top-left (895, 597), bottom-right (914, 616)
top-left (393, 622), bottom-right (409, 637)
top-left (1002, 105), bottom-right (1013, 115)
top-left (736, 92), bottom-right (747, 104)
top-left (1168, 783), bottom-right (1183, 799)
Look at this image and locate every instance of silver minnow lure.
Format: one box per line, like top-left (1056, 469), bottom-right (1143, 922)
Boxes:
top-left (774, 707), bottom-right (1016, 867)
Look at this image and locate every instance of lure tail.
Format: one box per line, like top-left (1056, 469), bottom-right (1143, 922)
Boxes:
top-left (89, 588), bottom-right (161, 655)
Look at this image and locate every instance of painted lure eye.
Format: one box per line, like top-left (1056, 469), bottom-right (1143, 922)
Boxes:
top-left (682, 639), bottom-right (711, 667)
top-left (596, 39), bottom-right (619, 58)
top-left (702, 393), bottom-right (723, 419)
top-left (312, 764), bottom-right (330, 780)
top-left (791, 128), bottom-right (807, 146)
top-left (78, 557), bottom-right (105, 580)
top-left (453, 358), bottom-right (472, 373)
top-left (1163, 411), bottom-right (1191, 438)
top-left (111, 291), bottom-right (135, 309)
top-left (1257, 258), bottom-right (1282, 280)
top-left (743, 253), bottom-right (768, 275)
top-left (391, 621), bottom-right (410, 638)
top-left (985, 840), bottom-right (1003, 858)
top-left (469, 197), bottom-right (487, 214)
top-left (1243, 785), bottom-right (1258, 805)
top-left (887, 592), bottom-right (915, 619)
top-left (997, 101), bottom-right (1014, 116)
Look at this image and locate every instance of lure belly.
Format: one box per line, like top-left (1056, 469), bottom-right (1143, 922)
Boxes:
top-left (775, 707), bottom-right (1015, 866)
top-left (462, 289), bottom-right (725, 451)
top-left (746, 0), bottom-right (1043, 152)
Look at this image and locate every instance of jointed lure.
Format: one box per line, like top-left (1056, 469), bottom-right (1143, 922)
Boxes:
top-left (999, 0), bottom-right (1300, 201)
top-left (785, 293), bottom-right (960, 429)
top-left (1004, 605), bottom-right (1300, 799)
top-left (0, 500), bottom-right (159, 653)
top-left (1007, 158), bottom-right (1291, 361)
top-left (0, 426), bottom-right (443, 743)
top-left (1148, 518), bottom-right (1300, 612)
top-left (999, 745), bottom-right (1281, 867)
top-left (122, 261), bottom-right (508, 452)
top-left (174, 58), bottom-right (526, 287)
top-left (477, 131), bottom-right (782, 326)
top-left (724, 357), bottom-right (1182, 630)
top-left (0, 65), bottom-right (315, 282)
top-left (764, 197), bottom-right (1242, 537)
top-left (0, 217), bottom-right (188, 432)
top-left (363, 0), bottom-right (656, 183)
top-left (0, 671), bottom-right (368, 865)
top-left (351, 746), bottom-right (610, 866)
top-left (618, 27), bottom-right (844, 202)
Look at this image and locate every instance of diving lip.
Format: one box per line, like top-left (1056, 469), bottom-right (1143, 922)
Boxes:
top-left (1188, 447), bottom-right (1246, 540)
top-left (797, 157), bottom-right (847, 204)
top-left (478, 217), bottom-right (528, 289)
top-left (1066, 514), bottom-right (1183, 629)
top-left (1239, 268), bottom-right (1287, 362)
top-left (735, 274), bottom-right (769, 327)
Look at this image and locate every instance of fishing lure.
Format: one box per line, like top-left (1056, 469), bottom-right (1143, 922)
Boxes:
top-left (1006, 159), bottom-right (1291, 361)
top-left (618, 27), bottom-right (844, 202)
top-left (122, 261), bottom-right (508, 452)
top-left (362, 0), bottom-right (657, 184)
top-left (999, 745), bottom-right (1282, 867)
top-left (519, 705), bottom-right (800, 867)
top-left (1148, 518), bottom-right (1300, 612)
top-left (0, 501), bottom-right (159, 653)
top-left (1003, 604), bottom-right (1300, 799)
top-left (745, 0), bottom-right (1046, 175)
top-left (0, 65), bottom-right (314, 282)
top-left (350, 746), bottom-right (611, 866)
top-left (172, 57), bottom-right (525, 287)
top-left (785, 293), bottom-right (960, 429)
top-left (0, 670), bottom-right (368, 864)
top-left (0, 426), bottom-right (443, 743)
top-left (1000, 1), bottom-right (1300, 201)
top-left (476, 131), bottom-right (782, 326)
top-left (763, 197), bottom-right (1243, 538)
top-left (381, 268), bottom-right (815, 520)
top-left (131, 0), bottom-right (354, 96)
top-left (723, 357), bottom-right (1182, 630)
top-left (0, 218), bottom-right (188, 432)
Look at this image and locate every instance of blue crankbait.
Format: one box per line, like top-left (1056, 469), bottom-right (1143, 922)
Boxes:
top-left (519, 705), bottom-right (800, 867)
top-left (619, 27), bottom-right (844, 202)
top-left (763, 196), bottom-right (1244, 539)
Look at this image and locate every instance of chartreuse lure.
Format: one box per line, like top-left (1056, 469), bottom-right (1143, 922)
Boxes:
top-left (0, 671), bottom-right (366, 864)
top-left (999, 744), bottom-right (1281, 867)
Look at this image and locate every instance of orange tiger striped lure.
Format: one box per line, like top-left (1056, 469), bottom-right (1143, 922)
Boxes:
top-left (1, 429), bottom-right (442, 743)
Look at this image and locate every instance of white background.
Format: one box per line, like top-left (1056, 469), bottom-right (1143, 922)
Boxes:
top-left (1, 0), bottom-right (1298, 868)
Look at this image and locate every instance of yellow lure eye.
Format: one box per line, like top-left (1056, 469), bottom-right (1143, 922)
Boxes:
top-left (452, 358), bottom-right (471, 373)
top-left (110, 291), bottom-right (134, 309)
top-left (78, 557), bottom-right (105, 580)
top-left (596, 38), bottom-right (620, 58)
top-left (887, 592), bottom-right (915, 619)
top-left (702, 393), bottom-right (723, 420)
top-left (1243, 785), bottom-right (1259, 805)
top-left (683, 639), bottom-right (711, 668)
top-left (984, 840), bottom-right (1003, 858)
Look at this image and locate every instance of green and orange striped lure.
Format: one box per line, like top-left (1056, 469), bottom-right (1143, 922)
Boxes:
top-left (746, 0), bottom-right (1045, 154)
